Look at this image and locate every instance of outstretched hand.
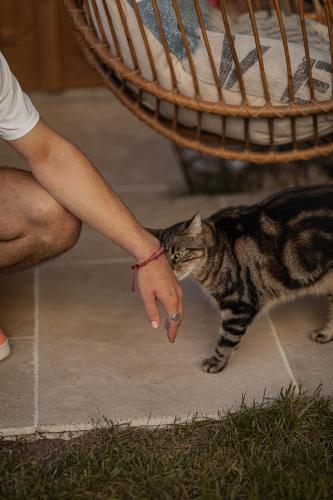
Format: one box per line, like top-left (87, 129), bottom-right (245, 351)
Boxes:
top-left (9, 120), bottom-right (183, 340)
top-left (137, 255), bottom-right (183, 343)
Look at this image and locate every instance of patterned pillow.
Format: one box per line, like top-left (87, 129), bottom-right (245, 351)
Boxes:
top-left (90, 0), bottom-right (333, 145)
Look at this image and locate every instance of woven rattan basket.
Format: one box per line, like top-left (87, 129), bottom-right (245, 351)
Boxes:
top-left (65, 0), bottom-right (333, 164)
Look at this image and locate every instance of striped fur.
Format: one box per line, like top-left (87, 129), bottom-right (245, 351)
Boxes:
top-left (150, 185), bottom-right (333, 373)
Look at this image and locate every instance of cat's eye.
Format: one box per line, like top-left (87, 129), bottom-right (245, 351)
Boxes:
top-left (174, 250), bottom-right (184, 260)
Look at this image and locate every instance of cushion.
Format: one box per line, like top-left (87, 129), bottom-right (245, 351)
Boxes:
top-left (90, 0), bottom-right (333, 145)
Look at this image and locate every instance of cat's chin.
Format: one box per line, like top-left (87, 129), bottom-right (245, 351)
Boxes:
top-left (173, 268), bottom-right (193, 281)
top-left (174, 263), bottom-right (201, 281)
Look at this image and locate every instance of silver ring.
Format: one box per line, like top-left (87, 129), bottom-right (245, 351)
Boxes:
top-left (168, 312), bottom-right (182, 322)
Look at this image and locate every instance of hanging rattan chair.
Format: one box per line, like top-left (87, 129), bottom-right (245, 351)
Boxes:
top-left (65, 0), bottom-right (333, 164)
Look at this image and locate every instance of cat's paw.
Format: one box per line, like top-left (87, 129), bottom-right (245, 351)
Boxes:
top-left (202, 355), bottom-right (228, 373)
top-left (311, 329), bottom-right (333, 344)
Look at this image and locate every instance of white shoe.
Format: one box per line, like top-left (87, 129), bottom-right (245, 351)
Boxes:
top-left (0, 329), bottom-right (10, 362)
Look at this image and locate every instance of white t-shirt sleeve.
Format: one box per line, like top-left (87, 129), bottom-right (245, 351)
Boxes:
top-left (0, 51), bottom-right (39, 141)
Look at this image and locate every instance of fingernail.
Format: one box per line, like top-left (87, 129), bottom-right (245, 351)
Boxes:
top-left (151, 321), bottom-right (158, 330)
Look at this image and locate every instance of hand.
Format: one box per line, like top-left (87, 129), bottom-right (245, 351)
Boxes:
top-left (137, 255), bottom-right (183, 343)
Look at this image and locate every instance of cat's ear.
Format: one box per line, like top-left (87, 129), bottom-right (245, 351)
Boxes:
top-left (145, 227), bottom-right (163, 241)
top-left (183, 213), bottom-right (202, 237)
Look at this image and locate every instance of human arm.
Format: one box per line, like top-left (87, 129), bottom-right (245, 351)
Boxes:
top-left (8, 119), bottom-right (183, 342)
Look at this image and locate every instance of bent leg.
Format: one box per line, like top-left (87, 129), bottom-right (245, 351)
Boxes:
top-left (0, 167), bottom-right (82, 273)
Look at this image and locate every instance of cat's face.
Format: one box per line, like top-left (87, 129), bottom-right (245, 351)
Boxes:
top-left (148, 213), bottom-right (206, 280)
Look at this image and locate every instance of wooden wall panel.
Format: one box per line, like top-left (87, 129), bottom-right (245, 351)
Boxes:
top-left (0, 0), bottom-right (101, 90)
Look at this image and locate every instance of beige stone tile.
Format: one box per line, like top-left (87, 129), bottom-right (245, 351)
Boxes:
top-left (0, 338), bottom-right (34, 430)
top-left (38, 264), bottom-right (290, 426)
top-left (0, 270), bottom-right (34, 338)
top-left (268, 296), bottom-right (333, 394)
top-left (54, 192), bottom-right (223, 262)
top-left (30, 89), bottom-right (185, 189)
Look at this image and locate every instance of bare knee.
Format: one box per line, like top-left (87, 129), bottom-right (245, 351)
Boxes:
top-left (0, 167), bottom-right (82, 271)
top-left (37, 198), bottom-right (82, 258)
top-left (1, 169), bottom-right (84, 257)
top-left (2, 167), bottom-right (82, 256)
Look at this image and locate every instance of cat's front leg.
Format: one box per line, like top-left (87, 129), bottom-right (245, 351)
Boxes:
top-left (311, 293), bottom-right (333, 344)
top-left (202, 306), bottom-right (255, 374)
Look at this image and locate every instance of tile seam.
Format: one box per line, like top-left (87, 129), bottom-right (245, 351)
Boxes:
top-left (0, 414), bottom-right (222, 439)
top-left (0, 426), bottom-right (36, 438)
top-left (8, 336), bottom-right (34, 341)
top-left (33, 267), bottom-right (40, 430)
top-left (113, 183), bottom-right (173, 193)
top-left (265, 311), bottom-right (299, 391)
top-left (47, 257), bottom-right (132, 267)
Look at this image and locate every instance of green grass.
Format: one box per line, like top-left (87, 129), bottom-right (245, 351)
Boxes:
top-left (1, 386), bottom-right (332, 500)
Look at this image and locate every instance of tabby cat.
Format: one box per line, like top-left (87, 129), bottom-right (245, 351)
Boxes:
top-left (150, 185), bottom-right (333, 373)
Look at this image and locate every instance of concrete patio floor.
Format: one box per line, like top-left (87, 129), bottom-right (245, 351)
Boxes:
top-left (0, 89), bottom-right (332, 438)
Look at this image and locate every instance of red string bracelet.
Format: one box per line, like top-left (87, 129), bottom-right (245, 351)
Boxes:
top-left (131, 246), bottom-right (165, 292)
